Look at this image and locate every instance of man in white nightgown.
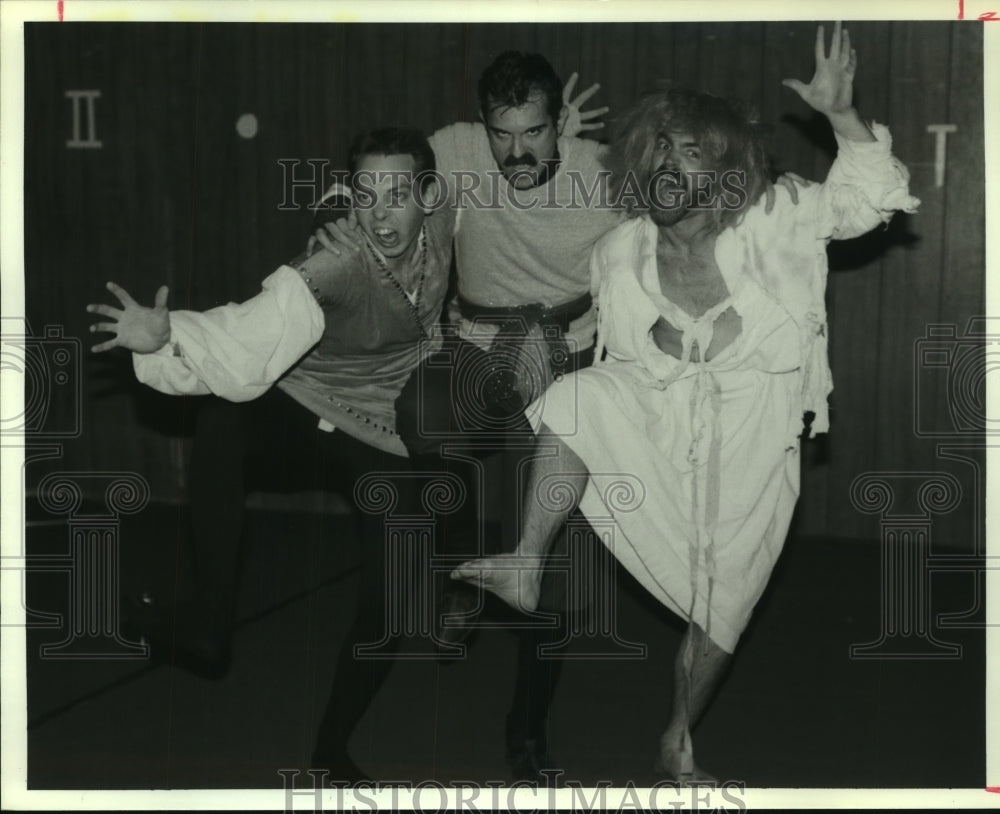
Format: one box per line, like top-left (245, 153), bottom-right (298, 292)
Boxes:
top-left (454, 22), bottom-right (919, 780)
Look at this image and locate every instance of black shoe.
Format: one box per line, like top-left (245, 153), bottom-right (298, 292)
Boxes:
top-left (505, 734), bottom-right (562, 786)
top-left (123, 593), bottom-right (232, 680)
top-left (434, 580), bottom-right (483, 649)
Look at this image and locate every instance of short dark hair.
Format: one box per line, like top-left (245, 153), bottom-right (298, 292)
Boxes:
top-left (610, 87), bottom-right (770, 229)
top-left (347, 127), bottom-right (436, 192)
top-left (477, 51), bottom-right (563, 123)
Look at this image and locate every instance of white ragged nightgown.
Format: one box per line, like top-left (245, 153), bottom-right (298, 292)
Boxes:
top-left (532, 231), bottom-right (803, 653)
top-left (527, 124), bottom-right (920, 653)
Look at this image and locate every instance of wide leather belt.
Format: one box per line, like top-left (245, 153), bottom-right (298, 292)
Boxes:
top-left (456, 291), bottom-right (592, 338)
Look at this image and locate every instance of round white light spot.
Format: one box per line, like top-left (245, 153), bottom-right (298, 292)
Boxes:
top-left (235, 113), bottom-right (258, 139)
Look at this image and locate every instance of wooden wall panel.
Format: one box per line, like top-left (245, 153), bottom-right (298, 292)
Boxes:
top-left (816, 21), bottom-right (892, 541)
top-left (698, 22), bottom-right (766, 102)
top-left (20, 21), bottom-right (985, 548)
top-left (933, 23), bottom-right (986, 552)
top-left (883, 21), bottom-right (952, 463)
top-left (942, 23), bottom-right (986, 323)
top-left (668, 23), bottom-right (703, 89)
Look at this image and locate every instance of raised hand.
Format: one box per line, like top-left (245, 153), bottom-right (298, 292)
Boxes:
top-left (782, 22), bottom-right (857, 117)
top-left (560, 71), bottom-right (609, 138)
top-left (86, 282), bottom-right (170, 354)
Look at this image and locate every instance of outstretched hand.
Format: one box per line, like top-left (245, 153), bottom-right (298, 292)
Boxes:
top-left (782, 21), bottom-right (857, 117)
top-left (560, 71), bottom-right (609, 138)
top-left (86, 282), bottom-right (170, 354)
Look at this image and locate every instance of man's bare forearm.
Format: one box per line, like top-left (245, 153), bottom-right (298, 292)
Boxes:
top-left (826, 107), bottom-right (876, 143)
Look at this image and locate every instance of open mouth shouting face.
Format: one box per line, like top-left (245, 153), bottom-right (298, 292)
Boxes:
top-left (352, 153), bottom-right (428, 260)
top-left (648, 130), bottom-right (710, 226)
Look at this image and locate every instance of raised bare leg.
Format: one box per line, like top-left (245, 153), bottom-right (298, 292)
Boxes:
top-left (451, 427), bottom-right (588, 611)
top-left (657, 623), bottom-right (731, 783)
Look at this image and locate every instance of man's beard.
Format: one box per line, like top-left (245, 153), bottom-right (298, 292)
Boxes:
top-left (649, 203), bottom-right (688, 226)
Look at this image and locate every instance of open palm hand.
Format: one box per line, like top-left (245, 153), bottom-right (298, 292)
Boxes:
top-left (782, 22), bottom-right (857, 117)
top-left (86, 282), bottom-right (171, 354)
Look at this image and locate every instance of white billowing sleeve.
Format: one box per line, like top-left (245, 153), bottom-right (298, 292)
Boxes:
top-left (738, 123), bottom-right (919, 436)
top-left (818, 122), bottom-right (921, 240)
top-left (132, 265), bottom-right (324, 402)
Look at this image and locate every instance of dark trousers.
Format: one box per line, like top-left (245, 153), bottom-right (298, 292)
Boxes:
top-left (395, 335), bottom-right (595, 745)
top-left (189, 388), bottom-right (413, 773)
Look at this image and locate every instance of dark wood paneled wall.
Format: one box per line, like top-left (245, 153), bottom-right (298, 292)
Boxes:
top-left (21, 22), bottom-right (984, 547)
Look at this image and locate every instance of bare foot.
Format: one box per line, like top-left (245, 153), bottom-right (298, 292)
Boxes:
top-left (654, 740), bottom-right (717, 785)
top-left (451, 554), bottom-right (544, 612)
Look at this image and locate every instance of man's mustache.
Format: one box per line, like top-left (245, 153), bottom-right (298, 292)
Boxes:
top-left (504, 154), bottom-right (538, 168)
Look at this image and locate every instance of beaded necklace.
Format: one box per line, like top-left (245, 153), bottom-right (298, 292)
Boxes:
top-left (363, 228), bottom-right (428, 338)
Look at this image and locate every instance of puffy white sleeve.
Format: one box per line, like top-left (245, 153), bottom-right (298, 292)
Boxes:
top-left (132, 265), bottom-right (324, 402)
top-left (817, 122), bottom-right (921, 240)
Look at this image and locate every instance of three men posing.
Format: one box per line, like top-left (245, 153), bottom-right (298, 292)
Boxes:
top-left (89, 23), bottom-right (917, 784)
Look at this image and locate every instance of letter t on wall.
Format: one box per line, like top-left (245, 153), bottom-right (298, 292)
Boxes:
top-left (926, 124), bottom-right (957, 189)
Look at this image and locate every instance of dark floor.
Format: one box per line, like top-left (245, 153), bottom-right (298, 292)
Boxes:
top-left (19, 499), bottom-right (986, 791)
